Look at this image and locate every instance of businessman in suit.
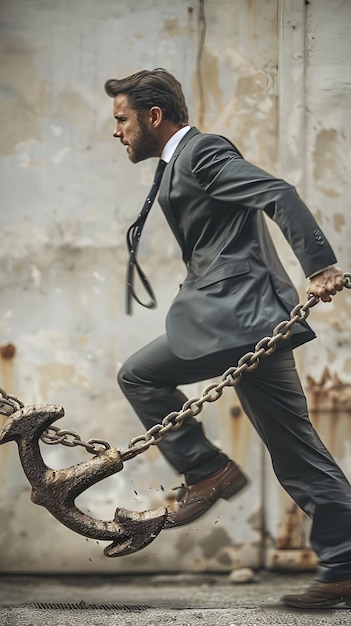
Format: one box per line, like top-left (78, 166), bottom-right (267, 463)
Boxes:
top-left (105, 69), bottom-right (351, 608)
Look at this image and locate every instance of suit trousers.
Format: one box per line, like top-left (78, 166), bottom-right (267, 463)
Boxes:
top-left (118, 334), bottom-right (351, 582)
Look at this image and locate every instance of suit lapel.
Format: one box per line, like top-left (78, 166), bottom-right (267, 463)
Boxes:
top-left (158, 127), bottom-right (200, 243)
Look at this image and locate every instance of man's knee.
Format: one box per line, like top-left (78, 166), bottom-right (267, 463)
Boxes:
top-left (117, 359), bottom-right (134, 395)
top-left (117, 355), bottom-right (150, 400)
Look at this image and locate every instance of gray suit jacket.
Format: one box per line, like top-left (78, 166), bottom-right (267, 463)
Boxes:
top-left (157, 128), bottom-right (337, 359)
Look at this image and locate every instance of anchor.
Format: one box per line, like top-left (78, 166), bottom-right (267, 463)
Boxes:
top-left (0, 399), bottom-right (167, 557)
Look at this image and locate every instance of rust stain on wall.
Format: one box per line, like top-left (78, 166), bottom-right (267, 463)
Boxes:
top-left (306, 368), bottom-right (351, 412)
top-left (0, 342), bottom-right (16, 403)
top-left (162, 17), bottom-right (186, 37)
top-left (266, 356), bottom-right (350, 568)
top-left (226, 402), bottom-right (254, 467)
top-left (306, 368), bottom-right (351, 460)
top-left (0, 342), bottom-right (16, 462)
top-left (271, 548), bottom-right (318, 572)
top-left (0, 36), bottom-right (43, 155)
top-left (276, 503), bottom-right (307, 550)
top-left (54, 88), bottom-right (95, 144)
top-left (36, 362), bottom-right (88, 398)
top-left (313, 129), bottom-right (346, 198)
top-left (0, 343), bottom-right (16, 361)
top-left (193, 47), bottom-right (223, 130)
top-left (213, 66), bottom-right (277, 167)
top-left (161, 3), bottom-right (195, 37)
top-left (270, 497), bottom-right (318, 572)
top-left (333, 212), bottom-right (345, 232)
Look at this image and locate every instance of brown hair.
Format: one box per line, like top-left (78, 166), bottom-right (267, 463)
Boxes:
top-left (104, 68), bottom-right (188, 125)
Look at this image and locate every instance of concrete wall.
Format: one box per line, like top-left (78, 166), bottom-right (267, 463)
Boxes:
top-left (0, 0), bottom-right (350, 573)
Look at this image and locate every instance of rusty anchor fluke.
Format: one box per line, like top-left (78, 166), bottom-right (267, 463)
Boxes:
top-left (0, 400), bottom-right (167, 557)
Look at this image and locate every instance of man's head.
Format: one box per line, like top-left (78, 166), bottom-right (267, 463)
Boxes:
top-left (105, 68), bottom-right (188, 163)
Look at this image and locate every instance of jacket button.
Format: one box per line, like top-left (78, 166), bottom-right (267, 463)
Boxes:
top-left (313, 229), bottom-right (325, 245)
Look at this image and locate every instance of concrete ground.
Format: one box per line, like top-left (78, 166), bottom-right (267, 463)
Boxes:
top-left (0, 571), bottom-right (350, 626)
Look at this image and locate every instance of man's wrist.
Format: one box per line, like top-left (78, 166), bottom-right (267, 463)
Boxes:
top-left (308, 264), bottom-right (337, 279)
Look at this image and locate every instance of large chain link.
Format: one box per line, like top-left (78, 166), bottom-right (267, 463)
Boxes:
top-left (0, 392), bottom-right (24, 414)
top-left (1, 273), bottom-right (350, 460)
top-left (0, 393), bottom-right (112, 455)
top-left (40, 426), bottom-right (112, 455)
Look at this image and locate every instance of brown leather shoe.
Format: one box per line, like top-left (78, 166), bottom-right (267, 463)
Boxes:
top-left (281, 577), bottom-right (351, 608)
top-left (163, 460), bottom-right (249, 529)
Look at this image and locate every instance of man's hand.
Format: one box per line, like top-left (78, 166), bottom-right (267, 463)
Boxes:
top-left (307, 266), bottom-right (345, 302)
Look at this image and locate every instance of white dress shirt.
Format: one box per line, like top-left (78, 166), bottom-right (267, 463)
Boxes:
top-left (161, 125), bottom-right (191, 163)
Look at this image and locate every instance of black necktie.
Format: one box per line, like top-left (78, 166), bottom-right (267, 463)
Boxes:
top-left (126, 159), bottom-right (167, 315)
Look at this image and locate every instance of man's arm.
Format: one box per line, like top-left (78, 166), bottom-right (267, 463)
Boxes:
top-left (191, 135), bottom-right (337, 278)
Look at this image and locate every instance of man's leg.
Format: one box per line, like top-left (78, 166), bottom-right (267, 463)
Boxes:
top-left (117, 335), bottom-right (248, 526)
top-left (234, 348), bottom-right (351, 586)
top-left (118, 334), bottom-right (239, 483)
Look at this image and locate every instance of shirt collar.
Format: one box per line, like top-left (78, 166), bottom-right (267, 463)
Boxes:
top-left (161, 126), bottom-right (191, 163)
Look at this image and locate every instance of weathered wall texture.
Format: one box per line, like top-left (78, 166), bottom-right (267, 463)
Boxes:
top-left (0, 0), bottom-right (350, 573)
top-left (263, 0), bottom-right (351, 572)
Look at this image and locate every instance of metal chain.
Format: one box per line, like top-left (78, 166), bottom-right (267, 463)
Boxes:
top-left (119, 273), bottom-right (351, 462)
top-left (40, 426), bottom-right (112, 455)
top-left (0, 391), bottom-right (24, 414)
top-left (1, 273), bottom-right (350, 459)
top-left (0, 392), bottom-right (111, 455)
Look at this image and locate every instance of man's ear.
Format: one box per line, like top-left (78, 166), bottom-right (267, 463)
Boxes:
top-left (149, 106), bottom-right (163, 128)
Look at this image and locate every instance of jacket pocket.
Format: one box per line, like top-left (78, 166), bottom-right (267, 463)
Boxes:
top-left (196, 259), bottom-right (250, 289)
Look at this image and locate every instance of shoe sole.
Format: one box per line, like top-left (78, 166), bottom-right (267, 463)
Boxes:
top-left (282, 596), bottom-right (351, 609)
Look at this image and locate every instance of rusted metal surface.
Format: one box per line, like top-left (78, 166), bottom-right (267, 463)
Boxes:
top-left (265, 498), bottom-right (318, 572)
top-left (0, 400), bottom-right (167, 557)
top-left (306, 369), bottom-right (351, 484)
top-left (0, 343), bottom-right (16, 414)
top-left (266, 368), bottom-right (351, 572)
top-left (273, 501), bottom-right (316, 571)
top-left (270, 548), bottom-right (318, 572)
top-left (0, 343), bottom-right (16, 360)
top-left (306, 368), bottom-right (351, 413)
top-left (276, 503), bottom-right (306, 550)
top-left (266, 366), bottom-right (351, 572)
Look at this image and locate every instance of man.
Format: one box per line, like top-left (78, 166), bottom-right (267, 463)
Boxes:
top-left (104, 68), bottom-right (351, 608)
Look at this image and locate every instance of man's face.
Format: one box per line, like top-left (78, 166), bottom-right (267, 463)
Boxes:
top-left (112, 93), bottom-right (161, 163)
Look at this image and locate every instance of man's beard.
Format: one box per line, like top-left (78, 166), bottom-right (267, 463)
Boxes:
top-left (128, 117), bottom-right (160, 163)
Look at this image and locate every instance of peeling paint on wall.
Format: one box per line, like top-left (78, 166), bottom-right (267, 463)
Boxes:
top-left (1, 0), bottom-right (350, 574)
top-left (313, 129), bottom-right (348, 198)
top-left (0, 36), bottom-right (44, 155)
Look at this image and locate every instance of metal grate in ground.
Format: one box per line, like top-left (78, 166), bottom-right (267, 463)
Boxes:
top-left (5, 602), bottom-right (151, 612)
